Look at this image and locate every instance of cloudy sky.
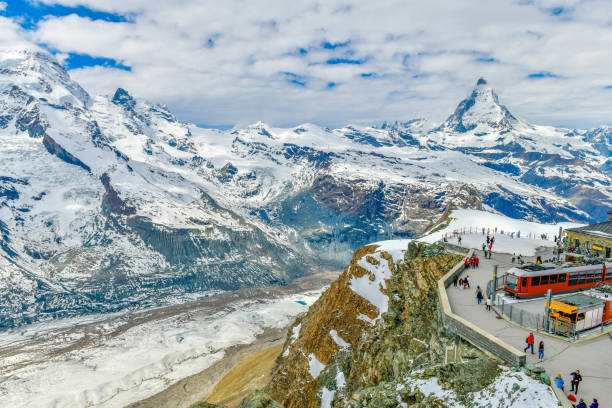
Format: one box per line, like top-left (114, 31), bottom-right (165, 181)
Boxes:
top-left (1, 0), bottom-right (611, 129)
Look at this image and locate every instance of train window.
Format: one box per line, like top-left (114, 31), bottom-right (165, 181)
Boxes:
top-left (541, 275), bottom-right (549, 285)
top-left (531, 276), bottom-right (540, 286)
top-left (579, 272), bottom-right (586, 284)
top-left (568, 272), bottom-right (579, 285)
top-left (594, 271), bottom-right (602, 281)
top-left (521, 278), bottom-right (527, 287)
top-left (607, 272), bottom-right (612, 282)
top-left (587, 271), bottom-right (594, 283)
top-left (577, 312), bottom-right (585, 321)
top-left (559, 274), bottom-right (566, 283)
top-left (550, 274), bottom-right (558, 284)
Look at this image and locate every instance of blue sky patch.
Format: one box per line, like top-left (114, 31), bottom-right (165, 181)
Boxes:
top-left (327, 82), bottom-right (336, 88)
top-left (527, 71), bottom-right (559, 79)
top-left (477, 57), bottom-right (496, 63)
top-left (64, 53), bottom-right (131, 71)
top-left (283, 72), bottom-right (306, 86)
top-left (326, 57), bottom-right (367, 65)
top-left (322, 40), bottom-right (350, 49)
top-left (1, 0), bottom-right (132, 30)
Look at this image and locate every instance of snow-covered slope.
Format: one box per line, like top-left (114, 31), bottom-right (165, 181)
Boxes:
top-left (1, 48), bottom-right (610, 328)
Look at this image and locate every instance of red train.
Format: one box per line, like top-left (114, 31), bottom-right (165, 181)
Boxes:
top-left (503, 262), bottom-right (612, 298)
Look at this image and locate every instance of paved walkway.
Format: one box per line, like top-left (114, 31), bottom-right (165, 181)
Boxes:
top-left (447, 249), bottom-right (612, 406)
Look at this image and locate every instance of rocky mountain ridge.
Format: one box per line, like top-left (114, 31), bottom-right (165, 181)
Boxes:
top-left (205, 241), bottom-right (558, 407)
top-left (1, 48), bottom-right (611, 328)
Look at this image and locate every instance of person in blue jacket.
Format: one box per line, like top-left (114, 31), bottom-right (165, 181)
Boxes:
top-left (590, 398), bottom-right (598, 408)
top-left (554, 374), bottom-right (564, 391)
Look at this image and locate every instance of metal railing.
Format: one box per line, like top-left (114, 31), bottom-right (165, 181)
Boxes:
top-left (496, 298), bottom-right (545, 331)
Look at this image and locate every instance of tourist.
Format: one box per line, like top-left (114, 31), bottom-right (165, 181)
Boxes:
top-left (458, 235), bottom-right (462, 245)
top-left (476, 288), bottom-right (483, 304)
top-left (570, 370), bottom-right (582, 394)
top-left (575, 398), bottom-right (587, 408)
top-left (453, 276), bottom-right (458, 287)
top-left (590, 398), bottom-right (598, 408)
top-left (465, 276), bottom-right (470, 289)
top-left (554, 374), bottom-right (564, 391)
top-left (482, 243), bottom-right (486, 254)
top-left (491, 236), bottom-right (495, 244)
top-left (485, 297), bottom-right (492, 311)
top-left (464, 258), bottom-right (469, 269)
top-left (475, 256), bottom-right (479, 268)
top-left (459, 278), bottom-right (463, 288)
top-left (524, 332), bottom-right (534, 354)
top-left (538, 341), bottom-right (544, 360)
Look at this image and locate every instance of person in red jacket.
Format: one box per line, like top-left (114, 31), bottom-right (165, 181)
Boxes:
top-left (524, 332), bottom-right (534, 354)
top-left (475, 257), bottom-right (480, 268)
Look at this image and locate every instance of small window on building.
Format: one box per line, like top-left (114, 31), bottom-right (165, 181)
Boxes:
top-left (559, 273), bottom-right (567, 283)
top-left (531, 276), bottom-right (540, 286)
top-left (550, 274), bottom-right (558, 284)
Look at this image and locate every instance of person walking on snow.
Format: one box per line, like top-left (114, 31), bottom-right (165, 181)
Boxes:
top-left (465, 275), bottom-right (470, 289)
top-left (570, 370), bottom-right (582, 394)
top-left (475, 257), bottom-right (479, 268)
top-left (482, 243), bottom-right (486, 254)
top-left (538, 340), bottom-right (544, 360)
top-left (476, 286), bottom-right (483, 304)
top-left (524, 332), bottom-right (534, 354)
top-left (486, 297), bottom-right (492, 311)
top-left (458, 235), bottom-right (462, 245)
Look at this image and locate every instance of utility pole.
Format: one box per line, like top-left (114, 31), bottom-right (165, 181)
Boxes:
top-left (492, 265), bottom-right (498, 305)
top-left (544, 289), bottom-right (552, 333)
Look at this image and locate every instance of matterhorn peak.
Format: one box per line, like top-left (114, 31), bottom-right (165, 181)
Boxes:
top-left (437, 77), bottom-right (518, 134)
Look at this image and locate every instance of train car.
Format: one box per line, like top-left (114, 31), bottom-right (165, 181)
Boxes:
top-left (503, 262), bottom-right (612, 298)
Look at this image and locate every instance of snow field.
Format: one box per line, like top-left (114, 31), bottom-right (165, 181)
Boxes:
top-left (0, 291), bottom-right (322, 408)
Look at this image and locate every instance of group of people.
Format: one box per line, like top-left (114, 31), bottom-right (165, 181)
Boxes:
top-left (481, 234), bottom-right (495, 258)
top-left (464, 255), bottom-right (480, 269)
top-left (523, 332), bottom-right (545, 360)
top-left (453, 274), bottom-right (470, 289)
top-left (554, 370), bottom-right (598, 408)
top-left (475, 285), bottom-right (492, 311)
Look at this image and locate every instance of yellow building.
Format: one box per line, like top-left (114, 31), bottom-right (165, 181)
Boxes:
top-left (566, 211), bottom-right (612, 258)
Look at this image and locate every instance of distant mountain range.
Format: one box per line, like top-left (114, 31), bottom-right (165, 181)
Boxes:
top-left (1, 49), bottom-right (610, 328)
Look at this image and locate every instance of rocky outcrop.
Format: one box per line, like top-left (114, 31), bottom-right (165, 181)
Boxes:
top-left (42, 134), bottom-right (91, 172)
top-left (265, 242), bottom-right (464, 407)
top-left (100, 172), bottom-right (136, 215)
top-left (258, 242), bottom-right (556, 407)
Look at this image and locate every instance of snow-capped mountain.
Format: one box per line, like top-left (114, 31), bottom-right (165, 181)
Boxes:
top-left (1, 48), bottom-right (610, 328)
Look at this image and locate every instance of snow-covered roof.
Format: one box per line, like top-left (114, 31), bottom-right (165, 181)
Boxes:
top-left (567, 220), bottom-right (612, 238)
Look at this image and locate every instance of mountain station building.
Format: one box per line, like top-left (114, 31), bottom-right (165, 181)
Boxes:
top-left (565, 211), bottom-right (612, 258)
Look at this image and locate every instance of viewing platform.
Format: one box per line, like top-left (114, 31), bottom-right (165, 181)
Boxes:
top-left (442, 235), bottom-right (612, 405)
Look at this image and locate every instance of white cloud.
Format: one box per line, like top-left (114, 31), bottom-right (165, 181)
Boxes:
top-left (1, 0), bottom-right (612, 128)
top-left (0, 2), bottom-right (7, 12)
